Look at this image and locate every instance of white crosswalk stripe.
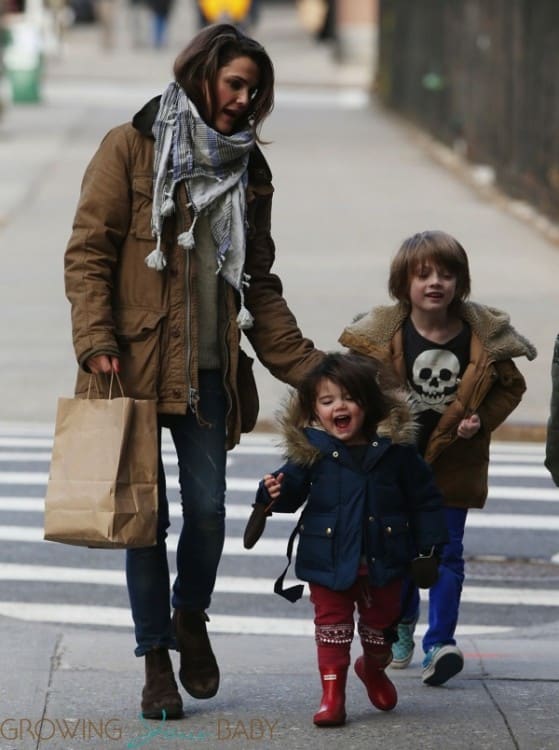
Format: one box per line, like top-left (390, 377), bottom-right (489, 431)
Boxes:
top-left (0, 602), bottom-right (511, 637)
top-left (0, 429), bottom-right (558, 634)
top-left (1, 563), bottom-right (558, 607)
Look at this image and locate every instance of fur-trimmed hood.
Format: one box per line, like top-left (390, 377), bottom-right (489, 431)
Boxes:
top-left (339, 301), bottom-right (537, 362)
top-left (275, 387), bottom-right (417, 468)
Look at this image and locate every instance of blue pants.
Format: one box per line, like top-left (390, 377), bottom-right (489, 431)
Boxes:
top-left (401, 507), bottom-right (468, 653)
top-left (126, 371), bottom-right (227, 656)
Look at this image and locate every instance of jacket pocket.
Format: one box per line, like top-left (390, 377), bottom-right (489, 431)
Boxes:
top-left (115, 308), bottom-right (166, 341)
top-left (131, 176), bottom-right (154, 240)
top-left (237, 349), bottom-right (259, 433)
top-left (381, 516), bottom-right (412, 566)
top-left (297, 512), bottom-right (337, 573)
top-left (114, 308), bottom-right (166, 397)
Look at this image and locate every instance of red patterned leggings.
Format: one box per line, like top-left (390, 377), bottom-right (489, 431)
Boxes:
top-left (309, 576), bottom-right (403, 669)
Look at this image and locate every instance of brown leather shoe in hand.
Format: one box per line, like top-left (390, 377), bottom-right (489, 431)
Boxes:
top-left (243, 502), bottom-right (273, 549)
top-left (172, 610), bottom-right (219, 699)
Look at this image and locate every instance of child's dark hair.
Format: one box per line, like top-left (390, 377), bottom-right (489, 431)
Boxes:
top-left (388, 230), bottom-right (471, 306)
top-left (173, 23), bottom-right (274, 141)
top-left (297, 352), bottom-right (392, 440)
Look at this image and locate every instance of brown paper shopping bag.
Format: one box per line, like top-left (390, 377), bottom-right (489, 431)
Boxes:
top-left (44, 379), bottom-right (158, 548)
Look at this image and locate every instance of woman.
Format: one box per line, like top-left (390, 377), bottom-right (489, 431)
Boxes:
top-left (64, 24), bottom-right (323, 720)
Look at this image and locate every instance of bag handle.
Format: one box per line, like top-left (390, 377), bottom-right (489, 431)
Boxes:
top-left (273, 517), bottom-right (305, 603)
top-left (86, 371), bottom-right (125, 400)
top-left (108, 371), bottom-right (125, 399)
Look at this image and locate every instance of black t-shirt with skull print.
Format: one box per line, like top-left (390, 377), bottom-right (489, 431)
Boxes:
top-left (404, 317), bottom-right (471, 456)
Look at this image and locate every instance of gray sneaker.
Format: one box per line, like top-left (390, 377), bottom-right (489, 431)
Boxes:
top-left (422, 644), bottom-right (464, 685)
top-left (390, 617), bottom-right (418, 669)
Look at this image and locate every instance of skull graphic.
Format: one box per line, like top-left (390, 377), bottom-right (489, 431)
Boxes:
top-left (410, 349), bottom-right (460, 412)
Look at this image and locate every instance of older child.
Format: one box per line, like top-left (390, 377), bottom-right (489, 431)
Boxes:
top-left (339, 230), bottom-right (536, 686)
top-left (245, 352), bottom-right (448, 726)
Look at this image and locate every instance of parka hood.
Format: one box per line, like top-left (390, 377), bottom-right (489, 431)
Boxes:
top-left (276, 386), bottom-right (418, 467)
top-left (339, 301), bottom-right (537, 363)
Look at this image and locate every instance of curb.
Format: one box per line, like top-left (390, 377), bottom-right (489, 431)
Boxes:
top-left (493, 422), bottom-right (547, 443)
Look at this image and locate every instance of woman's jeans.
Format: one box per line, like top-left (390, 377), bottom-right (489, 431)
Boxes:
top-left (401, 507), bottom-right (468, 653)
top-left (126, 371), bottom-right (227, 656)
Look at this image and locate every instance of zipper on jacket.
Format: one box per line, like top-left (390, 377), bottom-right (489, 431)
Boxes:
top-left (189, 386), bottom-right (199, 413)
top-left (184, 240), bottom-right (196, 412)
top-left (221, 318), bottom-right (233, 421)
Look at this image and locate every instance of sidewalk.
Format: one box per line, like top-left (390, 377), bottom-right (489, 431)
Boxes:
top-left (1, 613), bottom-right (557, 749)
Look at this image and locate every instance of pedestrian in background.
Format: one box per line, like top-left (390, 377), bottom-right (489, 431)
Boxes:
top-left (544, 335), bottom-right (559, 485)
top-left (245, 352), bottom-right (448, 726)
top-left (93, 0), bottom-right (116, 49)
top-left (128, 0), bottom-right (150, 48)
top-left (64, 23), bottom-right (323, 720)
top-left (339, 230), bottom-right (536, 686)
top-left (147, 0), bottom-right (173, 47)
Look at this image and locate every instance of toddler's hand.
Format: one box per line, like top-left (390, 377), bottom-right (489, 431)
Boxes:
top-left (263, 472), bottom-right (284, 499)
top-left (457, 413), bottom-right (481, 439)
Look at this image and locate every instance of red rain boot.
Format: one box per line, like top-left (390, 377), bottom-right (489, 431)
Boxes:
top-left (355, 650), bottom-right (397, 711)
top-left (313, 667), bottom-right (347, 727)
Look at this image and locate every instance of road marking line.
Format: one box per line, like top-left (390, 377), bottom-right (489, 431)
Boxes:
top-left (3, 485), bottom-right (559, 514)
top-left (0, 450), bottom-right (549, 468)
top-left (0, 526), bottom-right (287, 555)
top-left (3, 506), bottom-right (559, 544)
top-left (489, 466), bottom-right (551, 478)
top-left (0, 601), bottom-right (512, 636)
top-left (488, 487), bottom-right (559, 502)
top-left (466, 513), bottom-right (559, 530)
top-left (0, 564), bottom-right (557, 606)
top-left (0, 472), bottom-right (261, 491)
top-left (0, 469), bottom-right (555, 490)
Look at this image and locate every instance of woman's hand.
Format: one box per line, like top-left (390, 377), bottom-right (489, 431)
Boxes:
top-left (457, 413), bottom-right (481, 439)
top-left (263, 472), bottom-right (284, 500)
top-left (86, 354), bottom-right (120, 374)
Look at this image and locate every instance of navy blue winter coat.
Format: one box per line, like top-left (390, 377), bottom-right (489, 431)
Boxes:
top-left (256, 404), bottom-right (448, 591)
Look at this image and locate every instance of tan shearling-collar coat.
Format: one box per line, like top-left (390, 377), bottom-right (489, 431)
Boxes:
top-left (64, 98), bottom-right (323, 449)
top-left (339, 301), bottom-right (537, 508)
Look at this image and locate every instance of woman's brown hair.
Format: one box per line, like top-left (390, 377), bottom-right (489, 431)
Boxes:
top-left (173, 23), bottom-right (274, 140)
top-left (388, 230), bottom-right (471, 307)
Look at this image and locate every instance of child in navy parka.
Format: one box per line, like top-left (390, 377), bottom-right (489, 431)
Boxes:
top-left (246, 353), bottom-right (448, 727)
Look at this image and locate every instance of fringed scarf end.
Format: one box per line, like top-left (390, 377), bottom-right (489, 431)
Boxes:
top-left (144, 235), bottom-right (167, 271)
top-left (178, 215), bottom-right (198, 250)
top-left (237, 305), bottom-right (254, 330)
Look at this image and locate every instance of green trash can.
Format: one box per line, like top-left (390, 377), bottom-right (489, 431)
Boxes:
top-left (4, 22), bottom-right (43, 104)
top-left (7, 66), bottom-right (42, 102)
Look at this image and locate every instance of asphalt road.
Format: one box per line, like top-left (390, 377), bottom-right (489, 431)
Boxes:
top-left (1, 427), bottom-right (558, 639)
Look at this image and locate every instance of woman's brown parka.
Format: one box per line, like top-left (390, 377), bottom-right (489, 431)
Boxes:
top-left (65, 98), bottom-right (323, 449)
top-left (339, 301), bottom-right (537, 509)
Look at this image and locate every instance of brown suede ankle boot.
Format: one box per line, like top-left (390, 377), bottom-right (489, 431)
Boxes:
top-left (141, 648), bottom-right (183, 720)
top-left (172, 610), bottom-right (220, 699)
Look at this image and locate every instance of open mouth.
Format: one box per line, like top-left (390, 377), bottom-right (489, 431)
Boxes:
top-left (334, 415), bottom-right (351, 429)
top-left (222, 108), bottom-right (239, 121)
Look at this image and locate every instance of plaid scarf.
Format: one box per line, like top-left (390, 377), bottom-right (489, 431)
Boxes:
top-left (145, 82), bottom-right (256, 329)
